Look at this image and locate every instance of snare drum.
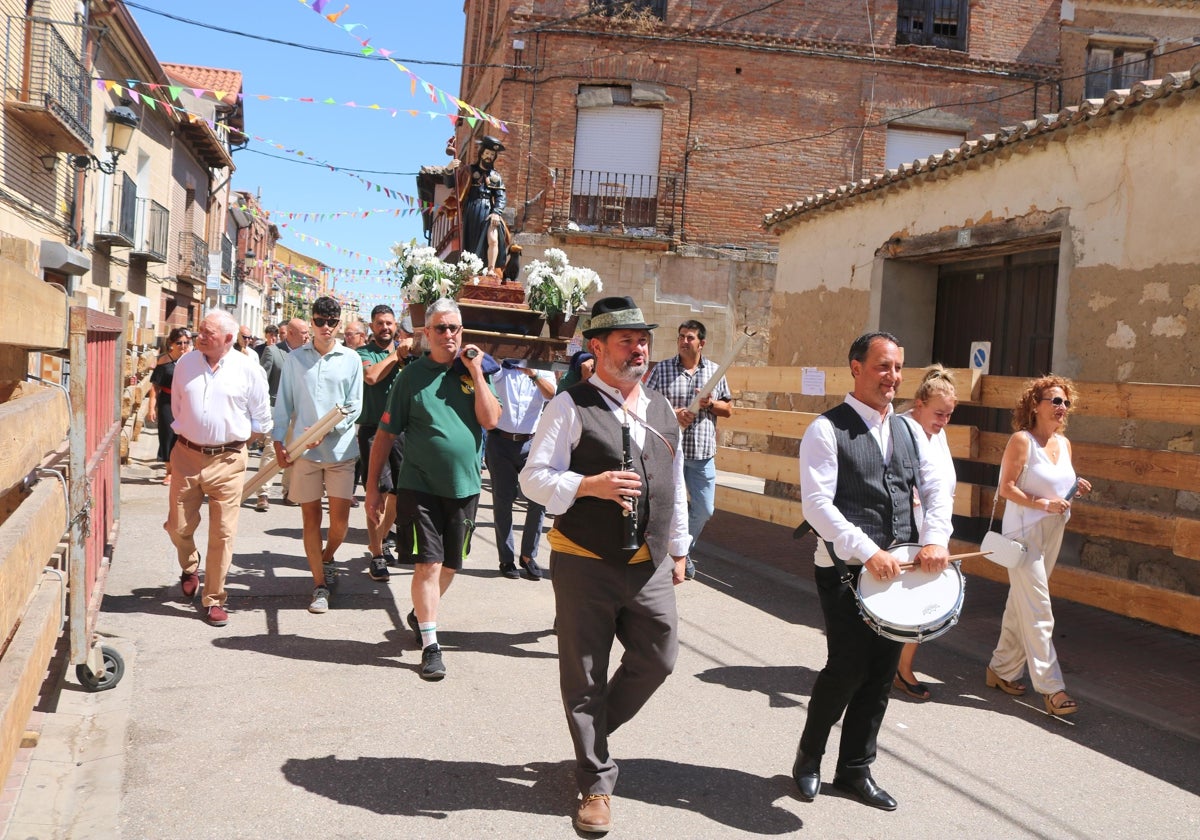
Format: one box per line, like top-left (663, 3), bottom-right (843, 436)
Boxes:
top-left (855, 544), bottom-right (965, 643)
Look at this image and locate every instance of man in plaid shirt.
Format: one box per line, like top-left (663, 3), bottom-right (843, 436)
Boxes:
top-left (646, 320), bottom-right (733, 579)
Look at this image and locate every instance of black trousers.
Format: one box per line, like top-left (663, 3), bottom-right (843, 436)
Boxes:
top-left (799, 564), bottom-right (902, 779)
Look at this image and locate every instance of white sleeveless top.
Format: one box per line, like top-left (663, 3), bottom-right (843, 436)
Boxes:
top-left (1002, 430), bottom-right (1076, 533)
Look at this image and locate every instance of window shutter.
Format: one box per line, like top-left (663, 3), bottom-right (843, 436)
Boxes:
top-left (885, 127), bottom-right (964, 171)
top-left (572, 106), bottom-right (663, 197)
top-left (1085, 48), bottom-right (1114, 98)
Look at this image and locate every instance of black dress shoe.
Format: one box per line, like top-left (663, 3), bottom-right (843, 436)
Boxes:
top-left (792, 751), bottom-right (821, 801)
top-left (500, 563), bottom-right (520, 579)
top-left (832, 775), bottom-right (898, 811)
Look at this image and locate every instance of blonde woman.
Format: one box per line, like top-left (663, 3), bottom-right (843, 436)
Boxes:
top-left (894, 365), bottom-right (958, 701)
top-left (986, 376), bottom-right (1091, 716)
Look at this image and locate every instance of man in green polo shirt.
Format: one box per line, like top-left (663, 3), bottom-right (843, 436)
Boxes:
top-left (357, 305), bottom-right (415, 581)
top-left (365, 298), bottom-right (500, 680)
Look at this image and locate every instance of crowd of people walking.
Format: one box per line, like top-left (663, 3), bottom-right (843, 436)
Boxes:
top-left (148, 297), bottom-right (1088, 834)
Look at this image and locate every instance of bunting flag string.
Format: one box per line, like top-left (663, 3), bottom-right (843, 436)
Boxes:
top-left (92, 78), bottom-right (521, 130)
top-left (297, 0), bottom-right (508, 134)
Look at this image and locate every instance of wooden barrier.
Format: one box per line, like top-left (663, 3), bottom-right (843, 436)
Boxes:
top-left (716, 366), bottom-right (1200, 635)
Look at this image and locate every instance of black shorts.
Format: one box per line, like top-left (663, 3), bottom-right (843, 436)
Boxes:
top-left (395, 489), bottom-right (478, 571)
top-left (359, 424), bottom-right (404, 493)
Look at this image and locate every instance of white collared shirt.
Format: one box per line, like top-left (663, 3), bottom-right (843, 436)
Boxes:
top-left (171, 348), bottom-right (273, 445)
top-left (519, 378), bottom-right (691, 559)
top-left (492, 366), bottom-right (553, 435)
top-left (798, 393), bottom-right (952, 567)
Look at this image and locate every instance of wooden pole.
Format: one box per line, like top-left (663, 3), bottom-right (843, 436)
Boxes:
top-left (240, 405), bottom-right (351, 503)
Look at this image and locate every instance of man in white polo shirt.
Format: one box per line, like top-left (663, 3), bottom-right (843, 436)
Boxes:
top-left (166, 309), bottom-right (272, 627)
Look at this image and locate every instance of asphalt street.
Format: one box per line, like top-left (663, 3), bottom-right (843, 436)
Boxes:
top-left (5, 430), bottom-right (1198, 839)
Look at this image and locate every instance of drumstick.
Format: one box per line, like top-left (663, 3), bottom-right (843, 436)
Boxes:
top-left (896, 551), bottom-right (990, 569)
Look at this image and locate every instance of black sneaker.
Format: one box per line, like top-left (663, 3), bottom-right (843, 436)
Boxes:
top-left (383, 535), bottom-right (397, 554)
top-left (381, 545), bottom-right (398, 567)
top-left (420, 644), bottom-right (446, 681)
top-left (367, 556), bottom-right (390, 582)
top-left (407, 610), bottom-right (421, 645)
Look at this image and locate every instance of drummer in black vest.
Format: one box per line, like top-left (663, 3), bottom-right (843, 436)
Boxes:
top-left (521, 296), bottom-right (689, 835)
top-left (792, 331), bottom-right (952, 811)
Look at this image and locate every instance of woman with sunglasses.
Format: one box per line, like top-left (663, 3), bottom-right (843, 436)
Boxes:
top-left (148, 327), bottom-right (192, 484)
top-left (987, 376), bottom-right (1091, 716)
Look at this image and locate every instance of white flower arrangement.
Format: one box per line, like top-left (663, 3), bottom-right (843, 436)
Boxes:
top-left (521, 249), bottom-right (604, 316)
top-left (392, 241), bottom-right (487, 304)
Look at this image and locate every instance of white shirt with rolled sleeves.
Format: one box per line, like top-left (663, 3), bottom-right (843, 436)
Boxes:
top-left (492, 365), bottom-right (554, 435)
top-left (519, 378), bottom-right (691, 559)
top-left (799, 393), bottom-right (953, 568)
top-left (171, 348), bottom-right (273, 445)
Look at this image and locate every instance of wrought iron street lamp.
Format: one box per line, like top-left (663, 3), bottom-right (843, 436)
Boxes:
top-left (69, 105), bottom-right (140, 174)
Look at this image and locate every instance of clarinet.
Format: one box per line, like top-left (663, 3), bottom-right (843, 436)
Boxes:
top-left (620, 417), bottom-right (640, 550)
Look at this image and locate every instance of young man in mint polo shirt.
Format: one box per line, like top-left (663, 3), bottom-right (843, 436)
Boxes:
top-left (365, 298), bottom-right (500, 680)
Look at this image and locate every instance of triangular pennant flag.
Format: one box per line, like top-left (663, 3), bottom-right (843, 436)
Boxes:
top-left (168, 85), bottom-right (183, 100)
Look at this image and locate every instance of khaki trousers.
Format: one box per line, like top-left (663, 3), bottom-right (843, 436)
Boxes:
top-left (165, 444), bottom-right (249, 607)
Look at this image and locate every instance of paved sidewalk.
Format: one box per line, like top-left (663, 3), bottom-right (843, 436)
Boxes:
top-left (3, 433), bottom-right (1198, 839)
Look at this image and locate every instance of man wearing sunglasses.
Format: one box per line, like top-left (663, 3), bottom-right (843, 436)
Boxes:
top-left (366, 298), bottom-right (501, 680)
top-left (272, 297), bottom-right (363, 615)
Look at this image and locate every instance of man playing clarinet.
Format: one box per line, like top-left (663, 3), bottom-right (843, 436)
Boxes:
top-left (521, 296), bottom-right (689, 835)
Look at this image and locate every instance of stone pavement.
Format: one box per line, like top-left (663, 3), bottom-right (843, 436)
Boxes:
top-left (3, 434), bottom-right (1198, 839)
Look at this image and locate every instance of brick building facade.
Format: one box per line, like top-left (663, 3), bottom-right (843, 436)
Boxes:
top-left (457, 0), bottom-right (1063, 250)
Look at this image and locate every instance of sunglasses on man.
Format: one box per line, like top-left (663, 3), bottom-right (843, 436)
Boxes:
top-left (312, 316), bottom-right (339, 328)
top-left (429, 323), bottom-right (462, 335)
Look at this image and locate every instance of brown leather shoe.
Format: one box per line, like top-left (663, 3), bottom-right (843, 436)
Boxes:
top-left (575, 794), bottom-right (611, 833)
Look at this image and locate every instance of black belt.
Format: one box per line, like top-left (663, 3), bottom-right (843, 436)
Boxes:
top-left (177, 436), bottom-right (246, 456)
top-left (494, 430), bottom-right (533, 442)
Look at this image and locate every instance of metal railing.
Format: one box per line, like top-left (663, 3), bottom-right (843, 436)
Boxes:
top-left (551, 169), bottom-right (677, 237)
top-left (177, 231), bottom-right (208, 282)
top-left (3, 15), bottom-right (91, 145)
top-left (95, 173), bottom-right (136, 246)
top-left (131, 198), bottom-right (168, 262)
top-left (590, 0), bottom-right (666, 19)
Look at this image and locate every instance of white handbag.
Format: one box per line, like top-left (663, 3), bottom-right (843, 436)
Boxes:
top-left (982, 466), bottom-right (1028, 569)
top-left (981, 529), bottom-right (1026, 569)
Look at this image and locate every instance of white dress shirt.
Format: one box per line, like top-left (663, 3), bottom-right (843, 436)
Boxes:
top-left (799, 393), bottom-right (952, 568)
top-left (520, 378), bottom-right (691, 559)
top-left (171, 348), bottom-right (273, 445)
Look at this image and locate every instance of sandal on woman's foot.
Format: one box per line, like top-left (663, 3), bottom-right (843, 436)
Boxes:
top-left (1044, 690), bottom-right (1079, 716)
top-left (893, 673), bottom-right (931, 701)
top-left (985, 666), bottom-right (1027, 696)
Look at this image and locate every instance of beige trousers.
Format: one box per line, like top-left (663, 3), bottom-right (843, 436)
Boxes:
top-left (988, 515), bottom-right (1068, 695)
top-left (165, 444), bottom-right (249, 607)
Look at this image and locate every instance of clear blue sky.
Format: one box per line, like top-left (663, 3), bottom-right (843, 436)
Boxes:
top-left (127, 0), bottom-right (473, 310)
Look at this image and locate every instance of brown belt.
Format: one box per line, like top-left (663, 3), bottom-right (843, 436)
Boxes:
top-left (494, 430), bottom-right (533, 442)
top-left (177, 436), bottom-right (246, 456)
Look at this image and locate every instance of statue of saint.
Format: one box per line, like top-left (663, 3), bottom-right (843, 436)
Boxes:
top-left (448, 135), bottom-right (508, 273)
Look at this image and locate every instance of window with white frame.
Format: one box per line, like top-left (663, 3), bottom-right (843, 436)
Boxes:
top-left (885, 126), bottom-right (965, 171)
top-left (571, 90), bottom-right (663, 229)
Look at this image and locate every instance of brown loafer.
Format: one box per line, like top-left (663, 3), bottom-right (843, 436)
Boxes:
top-left (575, 794), bottom-right (612, 834)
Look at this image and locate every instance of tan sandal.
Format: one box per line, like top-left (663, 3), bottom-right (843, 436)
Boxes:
top-left (1044, 690), bottom-right (1079, 716)
top-left (986, 666), bottom-right (1027, 696)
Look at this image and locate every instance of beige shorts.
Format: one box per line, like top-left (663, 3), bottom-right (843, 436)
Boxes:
top-left (288, 457), bottom-right (356, 504)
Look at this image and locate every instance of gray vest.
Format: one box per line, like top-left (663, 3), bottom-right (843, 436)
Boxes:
top-left (556, 385), bottom-right (679, 564)
top-left (823, 402), bottom-right (920, 562)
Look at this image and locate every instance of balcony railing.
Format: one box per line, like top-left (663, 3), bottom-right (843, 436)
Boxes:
top-left (95, 173), bottom-right (137, 246)
top-left (3, 15), bottom-right (91, 152)
top-left (177, 231), bottom-right (208, 283)
top-left (551, 169), bottom-right (677, 238)
top-left (131, 198), bottom-right (168, 263)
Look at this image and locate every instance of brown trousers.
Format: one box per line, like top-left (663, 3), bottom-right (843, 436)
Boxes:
top-left (552, 551), bottom-right (679, 796)
top-left (165, 444), bottom-right (248, 607)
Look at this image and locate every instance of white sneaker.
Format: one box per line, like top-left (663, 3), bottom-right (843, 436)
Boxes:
top-left (308, 586), bottom-right (330, 614)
